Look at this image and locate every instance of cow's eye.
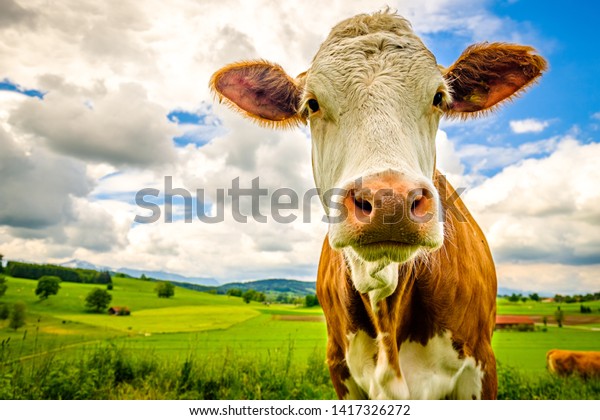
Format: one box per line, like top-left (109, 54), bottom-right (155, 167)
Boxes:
top-left (433, 92), bottom-right (444, 107)
top-left (307, 98), bottom-right (320, 113)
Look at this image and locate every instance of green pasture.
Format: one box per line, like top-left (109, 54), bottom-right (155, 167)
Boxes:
top-left (0, 276), bottom-right (328, 364)
top-left (497, 298), bottom-right (600, 317)
top-left (493, 327), bottom-right (599, 372)
top-left (0, 275), bottom-right (598, 382)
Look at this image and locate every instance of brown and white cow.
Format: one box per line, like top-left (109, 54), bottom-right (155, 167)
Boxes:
top-left (211, 10), bottom-right (546, 399)
top-left (547, 350), bottom-right (600, 379)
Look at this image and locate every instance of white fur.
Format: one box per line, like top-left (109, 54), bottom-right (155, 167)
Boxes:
top-left (345, 330), bottom-right (484, 400)
top-left (344, 248), bottom-right (399, 305)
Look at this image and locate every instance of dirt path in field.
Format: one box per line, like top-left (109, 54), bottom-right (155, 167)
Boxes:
top-left (272, 315), bottom-right (325, 322)
top-left (529, 315), bottom-right (600, 326)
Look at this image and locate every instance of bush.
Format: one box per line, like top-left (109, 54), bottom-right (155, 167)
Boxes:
top-left (0, 274), bottom-right (7, 298)
top-left (9, 301), bottom-right (26, 330)
top-left (107, 283), bottom-right (114, 291)
top-left (0, 303), bottom-right (9, 320)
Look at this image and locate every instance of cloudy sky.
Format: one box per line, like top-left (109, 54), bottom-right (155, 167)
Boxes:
top-left (1, 0), bottom-right (598, 294)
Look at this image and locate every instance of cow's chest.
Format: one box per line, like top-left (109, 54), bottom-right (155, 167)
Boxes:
top-left (344, 330), bottom-right (483, 400)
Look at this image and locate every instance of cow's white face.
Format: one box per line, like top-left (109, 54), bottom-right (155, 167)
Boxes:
top-left (210, 10), bottom-right (546, 294)
top-left (303, 25), bottom-right (449, 264)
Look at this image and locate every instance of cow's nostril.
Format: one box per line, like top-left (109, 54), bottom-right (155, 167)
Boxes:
top-left (410, 188), bottom-right (434, 221)
top-left (354, 196), bottom-right (373, 215)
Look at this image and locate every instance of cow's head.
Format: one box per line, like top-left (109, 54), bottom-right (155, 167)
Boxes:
top-left (211, 11), bottom-right (546, 282)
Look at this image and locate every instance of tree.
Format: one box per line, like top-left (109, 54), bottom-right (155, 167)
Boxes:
top-left (9, 301), bottom-right (26, 330)
top-left (529, 293), bottom-right (540, 302)
top-left (242, 289), bottom-right (256, 304)
top-left (0, 274), bottom-right (7, 298)
top-left (85, 288), bottom-right (112, 312)
top-left (0, 253), bottom-right (4, 273)
top-left (554, 306), bottom-right (564, 328)
top-left (35, 276), bottom-right (61, 300)
top-left (155, 281), bottom-right (175, 298)
top-left (227, 288), bottom-right (243, 297)
top-left (305, 294), bottom-right (320, 308)
top-left (507, 293), bottom-right (522, 303)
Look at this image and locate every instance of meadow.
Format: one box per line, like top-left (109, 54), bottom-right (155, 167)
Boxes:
top-left (0, 275), bottom-right (598, 399)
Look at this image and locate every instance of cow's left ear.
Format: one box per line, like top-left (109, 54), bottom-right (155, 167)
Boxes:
top-left (210, 60), bottom-right (305, 129)
top-left (444, 43), bottom-right (547, 117)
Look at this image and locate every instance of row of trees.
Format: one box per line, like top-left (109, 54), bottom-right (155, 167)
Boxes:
top-left (4, 261), bottom-right (112, 285)
top-left (554, 293), bottom-right (600, 303)
top-left (506, 292), bottom-right (600, 304)
top-left (225, 288), bottom-right (319, 307)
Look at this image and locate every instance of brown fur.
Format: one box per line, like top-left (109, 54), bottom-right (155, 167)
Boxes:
top-left (317, 172), bottom-right (498, 399)
top-left (444, 43), bottom-right (548, 118)
top-left (547, 350), bottom-right (600, 379)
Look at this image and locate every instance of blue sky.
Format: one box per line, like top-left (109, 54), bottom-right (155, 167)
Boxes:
top-left (0, 0), bottom-right (598, 293)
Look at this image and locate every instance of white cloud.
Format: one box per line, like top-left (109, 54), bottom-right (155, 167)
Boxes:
top-left (509, 118), bottom-right (550, 134)
top-left (464, 138), bottom-right (600, 269)
top-left (457, 137), bottom-right (559, 173)
top-left (496, 262), bottom-right (600, 295)
top-left (9, 78), bottom-right (178, 167)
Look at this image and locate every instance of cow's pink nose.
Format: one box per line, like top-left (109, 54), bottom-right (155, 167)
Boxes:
top-left (346, 185), bottom-right (435, 224)
top-left (341, 172), bottom-right (438, 245)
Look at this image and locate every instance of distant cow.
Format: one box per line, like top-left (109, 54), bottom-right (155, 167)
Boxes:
top-left (211, 10), bottom-right (546, 399)
top-left (547, 350), bottom-right (600, 379)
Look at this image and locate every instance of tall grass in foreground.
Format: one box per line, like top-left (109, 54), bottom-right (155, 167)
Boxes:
top-left (0, 340), bottom-right (598, 399)
top-left (497, 362), bottom-right (600, 399)
top-left (0, 340), bottom-right (335, 399)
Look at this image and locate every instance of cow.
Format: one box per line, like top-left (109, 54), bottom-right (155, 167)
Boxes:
top-left (547, 350), bottom-right (600, 379)
top-left (210, 10), bottom-right (546, 399)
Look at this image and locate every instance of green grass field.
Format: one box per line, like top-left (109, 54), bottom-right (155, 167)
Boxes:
top-left (0, 275), bottom-right (598, 399)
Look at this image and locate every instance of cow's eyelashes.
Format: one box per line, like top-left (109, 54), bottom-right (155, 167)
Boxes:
top-left (433, 92), bottom-right (444, 107)
top-left (307, 98), bottom-right (320, 113)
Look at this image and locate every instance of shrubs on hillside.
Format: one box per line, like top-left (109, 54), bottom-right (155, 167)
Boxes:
top-left (0, 275), bottom-right (6, 299)
top-left (8, 302), bottom-right (26, 331)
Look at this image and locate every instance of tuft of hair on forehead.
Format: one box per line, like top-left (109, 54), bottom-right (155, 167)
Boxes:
top-left (316, 8), bottom-right (418, 54)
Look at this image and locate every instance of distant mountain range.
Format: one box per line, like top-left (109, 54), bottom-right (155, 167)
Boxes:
top-left (59, 259), bottom-right (220, 286)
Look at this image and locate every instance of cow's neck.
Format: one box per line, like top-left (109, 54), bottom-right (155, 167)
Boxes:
top-left (345, 251), bottom-right (441, 342)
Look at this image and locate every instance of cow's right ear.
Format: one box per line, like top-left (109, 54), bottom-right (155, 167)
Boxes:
top-left (210, 61), bottom-right (305, 129)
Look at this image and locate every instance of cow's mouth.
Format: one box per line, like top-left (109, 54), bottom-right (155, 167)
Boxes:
top-left (351, 241), bottom-right (421, 263)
